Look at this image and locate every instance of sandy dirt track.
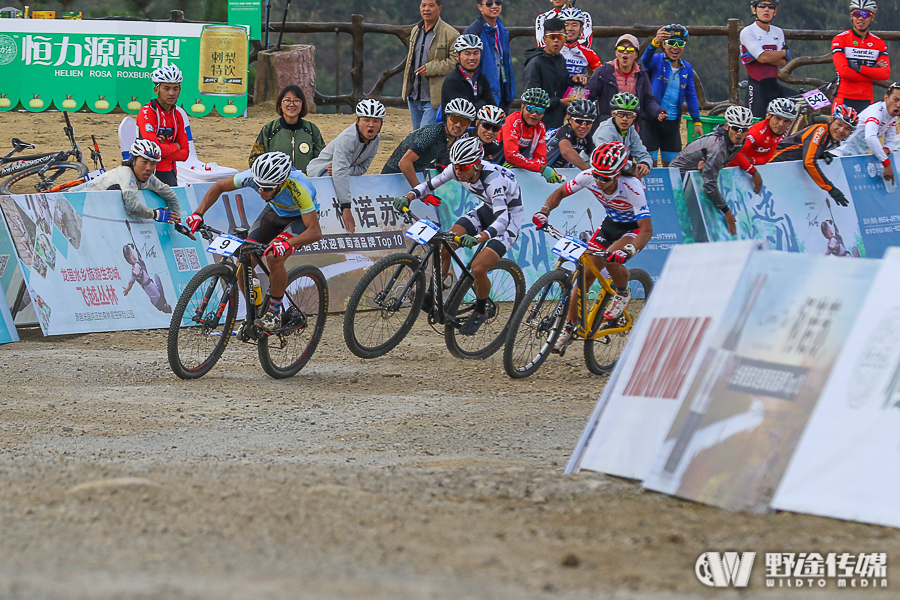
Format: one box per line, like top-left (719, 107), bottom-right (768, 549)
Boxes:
top-left (1, 108), bottom-right (899, 599)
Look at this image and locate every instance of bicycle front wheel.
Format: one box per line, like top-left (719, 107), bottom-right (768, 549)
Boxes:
top-left (167, 263), bottom-right (238, 380)
top-left (258, 265), bottom-right (328, 379)
top-left (584, 268), bottom-right (653, 375)
top-left (343, 253), bottom-right (425, 359)
top-left (0, 162), bottom-right (88, 195)
top-left (503, 268), bottom-right (571, 379)
top-left (444, 258), bottom-right (525, 359)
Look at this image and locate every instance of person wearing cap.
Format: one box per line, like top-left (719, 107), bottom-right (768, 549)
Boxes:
top-left (307, 99), bottom-right (386, 233)
top-left (523, 17), bottom-right (587, 129)
top-left (137, 65), bottom-right (188, 187)
top-left (585, 34), bottom-right (664, 127)
top-left (832, 0), bottom-right (890, 113)
top-left (441, 34), bottom-right (496, 114)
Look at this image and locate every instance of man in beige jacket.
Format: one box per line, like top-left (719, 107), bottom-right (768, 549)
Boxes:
top-left (402, 0), bottom-right (459, 130)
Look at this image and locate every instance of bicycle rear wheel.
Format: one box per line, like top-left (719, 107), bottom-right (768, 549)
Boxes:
top-left (167, 263), bottom-right (238, 379)
top-left (343, 253), bottom-right (425, 359)
top-left (258, 265), bottom-right (328, 379)
top-left (503, 268), bottom-right (571, 379)
top-left (0, 162), bottom-right (88, 195)
top-left (444, 258), bottom-right (525, 359)
top-left (584, 268), bottom-right (653, 375)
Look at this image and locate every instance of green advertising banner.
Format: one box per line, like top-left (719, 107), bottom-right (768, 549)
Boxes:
top-left (0, 21), bottom-right (249, 117)
top-left (228, 0), bottom-right (262, 42)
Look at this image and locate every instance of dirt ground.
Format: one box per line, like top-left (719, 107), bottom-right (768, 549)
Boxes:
top-left (1, 108), bottom-right (899, 599)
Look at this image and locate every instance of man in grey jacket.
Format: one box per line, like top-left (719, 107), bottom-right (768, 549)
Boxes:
top-left (307, 100), bottom-right (385, 234)
top-left (592, 92), bottom-right (653, 177)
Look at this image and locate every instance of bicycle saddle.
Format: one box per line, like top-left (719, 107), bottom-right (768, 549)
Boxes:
top-left (11, 138), bottom-right (36, 152)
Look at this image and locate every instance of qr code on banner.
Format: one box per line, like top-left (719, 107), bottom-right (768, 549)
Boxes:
top-left (185, 248), bottom-right (201, 270)
top-left (172, 248), bottom-right (190, 272)
top-left (0, 255), bottom-right (8, 278)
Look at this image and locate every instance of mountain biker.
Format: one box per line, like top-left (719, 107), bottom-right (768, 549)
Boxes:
top-left (534, 141), bottom-right (653, 350)
top-left (770, 105), bottom-right (859, 206)
top-left (136, 65), bottom-right (188, 187)
top-left (441, 35), bottom-right (496, 113)
top-left (831, 82), bottom-right (900, 184)
top-left (559, 8), bottom-right (600, 78)
top-left (382, 98), bottom-right (476, 188)
top-left (500, 88), bottom-right (565, 183)
top-left (72, 139), bottom-right (181, 225)
top-left (671, 105), bottom-right (759, 235)
top-left (832, 0), bottom-right (889, 113)
top-left (592, 93), bottom-right (653, 177)
top-left (186, 152), bottom-right (323, 331)
top-left (535, 0), bottom-right (592, 47)
top-left (728, 97), bottom-right (798, 168)
top-left (393, 137), bottom-right (523, 335)
top-left (740, 0), bottom-right (791, 119)
top-left (546, 99), bottom-right (597, 170)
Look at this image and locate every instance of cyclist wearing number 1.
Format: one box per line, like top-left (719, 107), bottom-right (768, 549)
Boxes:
top-left (186, 152), bottom-right (322, 331)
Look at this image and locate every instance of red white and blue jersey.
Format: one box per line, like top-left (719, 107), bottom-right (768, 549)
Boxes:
top-left (564, 172), bottom-right (651, 223)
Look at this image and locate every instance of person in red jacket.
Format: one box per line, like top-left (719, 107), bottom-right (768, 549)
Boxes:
top-left (729, 97), bottom-right (799, 168)
top-left (500, 88), bottom-right (564, 183)
top-left (136, 64), bottom-right (189, 187)
top-left (831, 0), bottom-right (890, 113)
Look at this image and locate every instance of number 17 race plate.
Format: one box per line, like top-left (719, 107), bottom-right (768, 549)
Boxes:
top-left (551, 235), bottom-right (588, 262)
top-left (206, 233), bottom-right (244, 257)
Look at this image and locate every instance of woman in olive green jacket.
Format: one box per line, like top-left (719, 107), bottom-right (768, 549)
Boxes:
top-left (249, 85), bottom-right (325, 172)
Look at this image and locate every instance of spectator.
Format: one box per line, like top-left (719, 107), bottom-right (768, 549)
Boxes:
top-left (464, 0), bottom-right (515, 112)
top-left (740, 0), bottom-right (791, 119)
top-left (249, 85), bottom-right (324, 172)
top-left (382, 98), bottom-right (476, 188)
top-left (401, 0), bottom-right (460, 130)
top-left (441, 35), bottom-right (496, 115)
top-left (832, 0), bottom-right (890, 113)
top-left (586, 34), bottom-right (664, 127)
top-left (307, 99), bottom-right (385, 234)
top-left (671, 106), bottom-right (757, 235)
top-left (137, 65), bottom-right (188, 187)
top-left (832, 83), bottom-right (900, 184)
top-left (536, 0), bottom-right (592, 47)
top-left (500, 88), bottom-right (564, 183)
top-left (546, 99), bottom-right (597, 170)
top-left (559, 8), bottom-right (600, 79)
top-left (728, 97), bottom-right (798, 169)
top-left (641, 25), bottom-right (703, 167)
top-left (523, 17), bottom-right (586, 130)
top-left (436, 105), bottom-right (507, 169)
top-left (592, 93), bottom-right (653, 177)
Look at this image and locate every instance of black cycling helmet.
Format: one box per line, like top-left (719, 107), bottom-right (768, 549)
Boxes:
top-left (567, 99), bottom-right (598, 119)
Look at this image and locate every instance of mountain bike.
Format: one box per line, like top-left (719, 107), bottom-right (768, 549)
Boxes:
top-left (343, 207), bottom-right (525, 360)
top-left (0, 111), bottom-right (88, 195)
top-left (503, 223), bottom-right (652, 379)
top-left (167, 224), bottom-right (328, 380)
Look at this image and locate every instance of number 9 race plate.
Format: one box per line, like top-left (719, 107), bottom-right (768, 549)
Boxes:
top-left (551, 235), bottom-right (588, 262)
top-left (206, 233), bottom-right (244, 257)
top-left (404, 218), bottom-right (440, 245)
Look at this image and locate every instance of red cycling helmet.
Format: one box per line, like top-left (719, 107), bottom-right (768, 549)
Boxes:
top-left (591, 141), bottom-right (630, 178)
top-left (832, 104), bottom-right (859, 128)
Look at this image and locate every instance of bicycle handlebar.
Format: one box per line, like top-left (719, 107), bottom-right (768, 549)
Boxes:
top-left (399, 206), bottom-right (462, 244)
top-left (541, 223), bottom-right (609, 259)
top-left (197, 224), bottom-right (266, 252)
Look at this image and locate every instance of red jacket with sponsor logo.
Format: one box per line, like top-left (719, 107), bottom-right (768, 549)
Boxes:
top-left (136, 99), bottom-right (189, 174)
top-left (500, 110), bottom-right (547, 172)
top-left (831, 30), bottom-right (890, 103)
top-left (729, 119), bottom-right (785, 167)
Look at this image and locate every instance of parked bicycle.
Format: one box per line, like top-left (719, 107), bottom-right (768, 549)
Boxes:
top-left (343, 207), bottom-right (525, 360)
top-left (0, 112), bottom-right (88, 195)
top-left (503, 222), bottom-right (652, 378)
top-left (167, 224), bottom-right (328, 380)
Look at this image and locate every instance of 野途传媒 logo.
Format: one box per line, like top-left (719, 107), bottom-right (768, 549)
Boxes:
top-left (696, 552), bottom-right (756, 588)
top-left (0, 35), bottom-right (18, 66)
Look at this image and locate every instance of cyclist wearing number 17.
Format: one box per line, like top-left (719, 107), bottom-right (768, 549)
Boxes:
top-left (534, 141), bottom-right (653, 350)
top-left (186, 152), bottom-right (322, 331)
top-left (393, 136), bottom-right (523, 335)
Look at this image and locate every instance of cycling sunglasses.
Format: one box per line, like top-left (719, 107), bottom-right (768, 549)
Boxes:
top-left (481, 0), bottom-right (502, 5)
top-left (612, 110), bottom-right (637, 118)
top-left (447, 115), bottom-right (471, 127)
top-left (544, 33), bottom-right (566, 41)
top-left (524, 104), bottom-right (546, 115)
top-left (852, 10), bottom-right (874, 19)
top-left (664, 39), bottom-right (686, 48)
top-left (453, 162), bottom-right (478, 173)
top-left (257, 183), bottom-right (282, 193)
top-left (755, 2), bottom-right (777, 9)
top-left (571, 117), bottom-right (594, 126)
top-left (616, 46), bottom-right (637, 54)
top-left (592, 173), bottom-right (614, 183)
top-left (479, 122), bottom-right (502, 132)
top-left (729, 125), bottom-right (750, 133)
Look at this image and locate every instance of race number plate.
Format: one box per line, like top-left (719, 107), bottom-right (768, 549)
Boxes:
top-left (552, 235), bottom-right (588, 262)
top-left (404, 218), bottom-right (440, 245)
top-left (802, 89), bottom-right (831, 111)
top-left (206, 233), bottom-right (244, 257)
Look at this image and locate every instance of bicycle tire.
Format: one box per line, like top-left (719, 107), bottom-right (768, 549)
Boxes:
top-left (258, 265), bottom-right (328, 379)
top-left (584, 268), bottom-right (653, 375)
top-left (0, 161), bottom-right (88, 195)
top-left (444, 258), bottom-right (525, 360)
top-left (167, 263), bottom-right (238, 380)
top-left (343, 253), bottom-right (425, 359)
top-left (503, 268), bottom-right (572, 379)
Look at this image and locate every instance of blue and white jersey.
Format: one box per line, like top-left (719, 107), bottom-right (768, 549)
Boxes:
top-left (565, 171), bottom-right (651, 223)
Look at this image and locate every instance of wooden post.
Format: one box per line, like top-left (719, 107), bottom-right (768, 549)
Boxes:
top-left (254, 45), bottom-right (317, 112)
top-left (727, 19), bottom-right (741, 105)
top-left (350, 14), bottom-right (365, 105)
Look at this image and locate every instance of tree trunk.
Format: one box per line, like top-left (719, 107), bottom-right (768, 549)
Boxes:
top-left (254, 45), bottom-right (316, 113)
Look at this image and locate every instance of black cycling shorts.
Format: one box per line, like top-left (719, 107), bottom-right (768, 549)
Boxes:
top-left (248, 204), bottom-right (306, 245)
top-left (640, 118), bottom-right (683, 153)
top-left (455, 203), bottom-right (512, 258)
top-left (589, 217), bottom-right (640, 251)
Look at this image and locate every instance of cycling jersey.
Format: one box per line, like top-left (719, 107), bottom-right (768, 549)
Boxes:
top-left (382, 123), bottom-right (450, 174)
top-left (136, 99), bottom-right (189, 175)
top-left (770, 124), bottom-right (841, 192)
top-left (561, 42), bottom-right (601, 77)
top-left (546, 124), bottom-right (595, 168)
top-left (729, 118), bottom-right (785, 167)
top-left (831, 29), bottom-right (890, 103)
top-left (72, 164), bottom-right (181, 220)
top-left (739, 22), bottom-right (785, 82)
top-left (535, 8), bottom-right (593, 47)
top-left (233, 169), bottom-right (317, 217)
top-left (833, 101), bottom-right (899, 164)
top-left (500, 110), bottom-right (547, 172)
top-left (564, 171), bottom-right (651, 223)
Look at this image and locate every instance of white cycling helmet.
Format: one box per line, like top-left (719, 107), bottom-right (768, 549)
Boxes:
top-left (559, 7), bottom-right (585, 23)
top-left (130, 139), bottom-right (162, 163)
top-left (453, 34), bottom-right (483, 54)
top-left (445, 98), bottom-right (477, 121)
top-left (151, 65), bottom-right (183, 84)
top-left (767, 97), bottom-right (799, 120)
top-left (725, 105), bottom-right (754, 128)
top-left (251, 152), bottom-right (293, 187)
top-left (849, 0), bottom-right (876, 10)
top-left (449, 137), bottom-right (484, 166)
top-left (477, 105), bottom-right (506, 126)
top-left (355, 98), bottom-right (386, 119)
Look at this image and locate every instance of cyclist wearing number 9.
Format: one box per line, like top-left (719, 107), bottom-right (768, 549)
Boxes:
top-left (534, 141), bottom-right (653, 350)
top-left (187, 152), bottom-right (322, 331)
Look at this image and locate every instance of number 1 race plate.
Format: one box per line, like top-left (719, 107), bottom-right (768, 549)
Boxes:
top-left (206, 233), bottom-right (244, 257)
top-left (551, 235), bottom-right (588, 262)
top-left (404, 218), bottom-right (440, 245)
